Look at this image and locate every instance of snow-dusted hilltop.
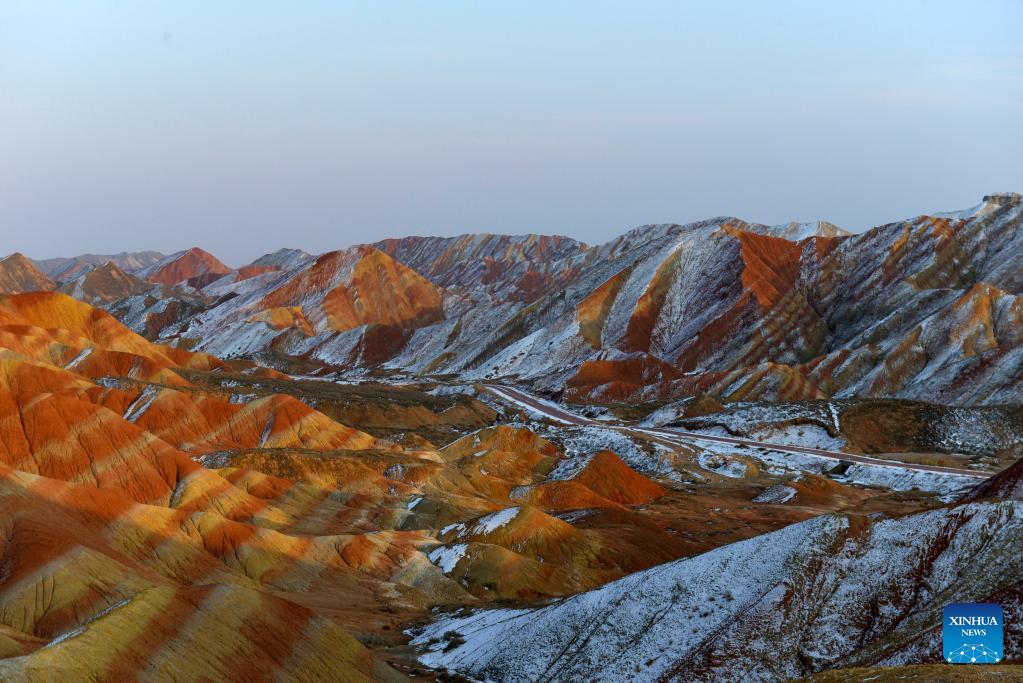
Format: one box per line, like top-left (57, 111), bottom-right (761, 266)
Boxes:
top-left (0, 253), bottom-right (56, 294)
top-left (135, 247), bottom-right (232, 288)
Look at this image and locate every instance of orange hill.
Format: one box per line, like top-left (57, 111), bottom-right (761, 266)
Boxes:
top-left (142, 248), bottom-right (231, 288)
top-left (0, 291), bottom-right (221, 383)
top-left (0, 291), bottom-right (476, 680)
top-left (0, 254), bottom-right (56, 295)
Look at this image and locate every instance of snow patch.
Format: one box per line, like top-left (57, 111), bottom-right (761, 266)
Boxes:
top-left (698, 452), bottom-right (748, 478)
top-left (752, 485), bottom-right (797, 504)
top-left (428, 543), bottom-right (469, 574)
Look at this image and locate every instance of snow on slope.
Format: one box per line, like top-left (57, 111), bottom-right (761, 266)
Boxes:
top-left (530, 422), bottom-right (685, 484)
top-left (428, 544), bottom-right (469, 574)
top-left (250, 248), bottom-right (314, 270)
top-left (80, 193), bottom-right (1023, 406)
top-left (412, 501), bottom-right (1023, 682)
top-left (34, 251), bottom-right (165, 281)
top-left (413, 514), bottom-right (845, 681)
top-left (441, 507), bottom-right (522, 540)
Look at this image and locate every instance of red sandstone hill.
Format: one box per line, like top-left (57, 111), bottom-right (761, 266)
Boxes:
top-left (137, 247), bottom-right (232, 288)
top-left (0, 290), bottom-right (713, 679)
top-left (0, 280), bottom-right (980, 680)
top-left (0, 254), bottom-right (56, 295)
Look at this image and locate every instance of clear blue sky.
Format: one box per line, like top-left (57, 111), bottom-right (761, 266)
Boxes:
top-left (2, 1), bottom-right (1021, 264)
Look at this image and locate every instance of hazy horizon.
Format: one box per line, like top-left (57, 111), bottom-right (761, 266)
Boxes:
top-left (4, 1), bottom-right (1021, 263)
top-left (13, 190), bottom-right (1019, 268)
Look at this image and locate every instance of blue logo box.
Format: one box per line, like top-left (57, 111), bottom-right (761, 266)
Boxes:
top-left (943, 603), bottom-right (1003, 664)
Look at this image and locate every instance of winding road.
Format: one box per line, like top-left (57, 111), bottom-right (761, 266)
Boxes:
top-left (484, 384), bottom-right (992, 480)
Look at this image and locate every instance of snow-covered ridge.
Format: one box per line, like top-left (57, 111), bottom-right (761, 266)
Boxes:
top-left (412, 501), bottom-right (1023, 682)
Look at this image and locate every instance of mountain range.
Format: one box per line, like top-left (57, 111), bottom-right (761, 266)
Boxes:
top-left (2, 193), bottom-right (1022, 680)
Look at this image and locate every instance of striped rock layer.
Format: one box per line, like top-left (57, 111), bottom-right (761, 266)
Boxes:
top-left (9, 192), bottom-right (1022, 404)
top-left (0, 292), bottom-right (757, 679)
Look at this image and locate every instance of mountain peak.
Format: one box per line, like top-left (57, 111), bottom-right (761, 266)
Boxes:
top-left (982, 191), bottom-right (1022, 210)
top-left (0, 252), bottom-right (57, 294)
top-left (139, 247), bottom-right (231, 287)
top-left (933, 191), bottom-right (1022, 221)
top-left (758, 220), bottom-right (852, 241)
top-left (59, 259), bottom-right (150, 305)
top-left (93, 260), bottom-right (126, 274)
top-left (249, 248), bottom-right (314, 271)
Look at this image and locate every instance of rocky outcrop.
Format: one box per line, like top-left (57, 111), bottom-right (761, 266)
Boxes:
top-left (33, 250), bottom-right (165, 282)
top-left (46, 192), bottom-right (1023, 404)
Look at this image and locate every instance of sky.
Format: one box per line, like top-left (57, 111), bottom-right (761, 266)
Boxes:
top-left (2, 1), bottom-right (1021, 265)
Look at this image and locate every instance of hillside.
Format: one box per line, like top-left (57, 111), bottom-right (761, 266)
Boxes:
top-left (0, 253), bottom-right (56, 295)
top-left (137, 247), bottom-right (232, 288)
top-left (413, 501), bottom-right (1023, 681)
top-left (33, 251), bottom-right (165, 282)
top-left (58, 261), bottom-right (151, 304)
top-left (15, 194), bottom-right (1023, 680)
top-left (1, 290), bottom-right (900, 679)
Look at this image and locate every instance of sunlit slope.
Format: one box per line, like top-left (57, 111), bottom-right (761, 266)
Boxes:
top-left (0, 294), bottom-right (466, 679)
top-left (0, 464), bottom-right (411, 681)
top-left (0, 291), bottom-right (704, 680)
top-left (137, 247), bottom-right (231, 288)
